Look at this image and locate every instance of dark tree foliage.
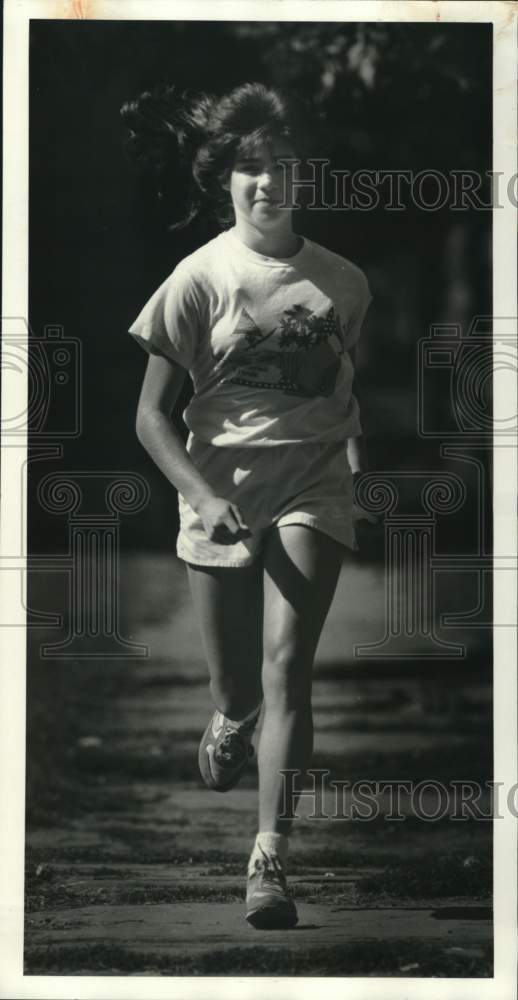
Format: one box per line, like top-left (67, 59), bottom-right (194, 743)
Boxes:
top-left (230, 22), bottom-right (490, 170)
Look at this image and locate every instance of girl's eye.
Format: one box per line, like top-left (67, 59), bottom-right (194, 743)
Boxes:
top-left (236, 161), bottom-right (261, 173)
top-left (236, 161), bottom-right (287, 175)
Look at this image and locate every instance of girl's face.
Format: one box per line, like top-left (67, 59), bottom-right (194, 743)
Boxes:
top-left (223, 136), bottom-right (300, 230)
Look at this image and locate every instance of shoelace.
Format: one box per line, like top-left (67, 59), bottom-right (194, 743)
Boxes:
top-left (215, 709), bottom-right (260, 763)
top-left (216, 727), bottom-right (249, 763)
top-left (251, 846), bottom-right (289, 891)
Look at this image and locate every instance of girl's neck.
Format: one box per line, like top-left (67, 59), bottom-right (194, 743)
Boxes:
top-left (231, 219), bottom-right (302, 259)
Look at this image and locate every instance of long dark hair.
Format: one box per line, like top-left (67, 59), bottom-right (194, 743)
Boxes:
top-left (120, 81), bottom-right (319, 230)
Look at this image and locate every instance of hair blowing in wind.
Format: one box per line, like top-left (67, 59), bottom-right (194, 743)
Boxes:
top-left (120, 82), bottom-right (317, 229)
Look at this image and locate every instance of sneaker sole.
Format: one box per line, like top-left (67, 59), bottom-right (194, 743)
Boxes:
top-left (246, 901), bottom-right (298, 930)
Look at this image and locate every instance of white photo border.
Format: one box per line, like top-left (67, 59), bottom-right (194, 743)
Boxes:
top-left (1, 2), bottom-right (516, 998)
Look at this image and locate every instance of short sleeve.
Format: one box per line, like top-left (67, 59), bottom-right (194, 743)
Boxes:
top-left (128, 260), bottom-right (205, 371)
top-left (344, 272), bottom-right (373, 351)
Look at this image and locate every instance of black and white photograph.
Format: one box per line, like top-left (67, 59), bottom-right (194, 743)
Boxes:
top-left (1, 0), bottom-right (517, 995)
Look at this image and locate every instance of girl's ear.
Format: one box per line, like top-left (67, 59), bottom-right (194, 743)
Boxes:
top-left (219, 168), bottom-right (231, 192)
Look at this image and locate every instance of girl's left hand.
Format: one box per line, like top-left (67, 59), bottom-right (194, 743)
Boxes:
top-left (351, 503), bottom-right (379, 526)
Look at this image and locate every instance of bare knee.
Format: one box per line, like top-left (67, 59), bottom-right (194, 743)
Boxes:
top-left (262, 646), bottom-right (312, 709)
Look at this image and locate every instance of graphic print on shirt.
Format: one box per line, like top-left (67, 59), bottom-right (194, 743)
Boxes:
top-left (213, 304), bottom-right (346, 397)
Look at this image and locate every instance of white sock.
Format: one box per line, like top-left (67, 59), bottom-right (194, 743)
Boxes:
top-left (247, 831), bottom-right (289, 876)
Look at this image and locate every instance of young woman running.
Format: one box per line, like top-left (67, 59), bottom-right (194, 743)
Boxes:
top-left (123, 82), bottom-right (373, 929)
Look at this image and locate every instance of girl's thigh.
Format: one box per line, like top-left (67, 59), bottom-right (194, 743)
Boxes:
top-left (262, 525), bottom-right (344, 696)
top-left (186, 561), bottom-right (263, 681)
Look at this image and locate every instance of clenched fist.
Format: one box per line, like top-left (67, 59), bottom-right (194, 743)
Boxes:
top-left (196, 496), bottom-right (251, 545)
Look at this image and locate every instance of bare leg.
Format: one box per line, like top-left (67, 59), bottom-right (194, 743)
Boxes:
top-left (258, 525), bottom-right (344, 835)
top-left (187, 562), bottom-right (263, 720)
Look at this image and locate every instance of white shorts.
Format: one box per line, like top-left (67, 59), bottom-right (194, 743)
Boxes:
top-left (176, 435), bottom-right (358, 568)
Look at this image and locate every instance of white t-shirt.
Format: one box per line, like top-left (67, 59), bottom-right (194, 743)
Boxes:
top-left (128, 228), bottom-right (372, 446)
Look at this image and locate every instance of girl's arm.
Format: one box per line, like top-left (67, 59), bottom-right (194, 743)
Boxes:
top-left (346, 345), bottom-right (378, 527)
top-left (135, 354), bottom-right (250, 541)
top-left (136, 353), bottom-right (212, 510)
top-left (346, 344), bottom-right (369, 475)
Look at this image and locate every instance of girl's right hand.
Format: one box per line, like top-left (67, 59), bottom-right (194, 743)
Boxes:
top-left (196, 496), bottom-right (251, 545)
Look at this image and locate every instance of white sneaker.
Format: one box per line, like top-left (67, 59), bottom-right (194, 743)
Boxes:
top-left (198, 704), bottom-right (262, 792)
top-left (246, 846), bottom-right (298, 929)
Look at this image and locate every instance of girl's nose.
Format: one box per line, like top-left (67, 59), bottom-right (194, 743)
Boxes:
top-left (258, 167), bottom-right (278, 191)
